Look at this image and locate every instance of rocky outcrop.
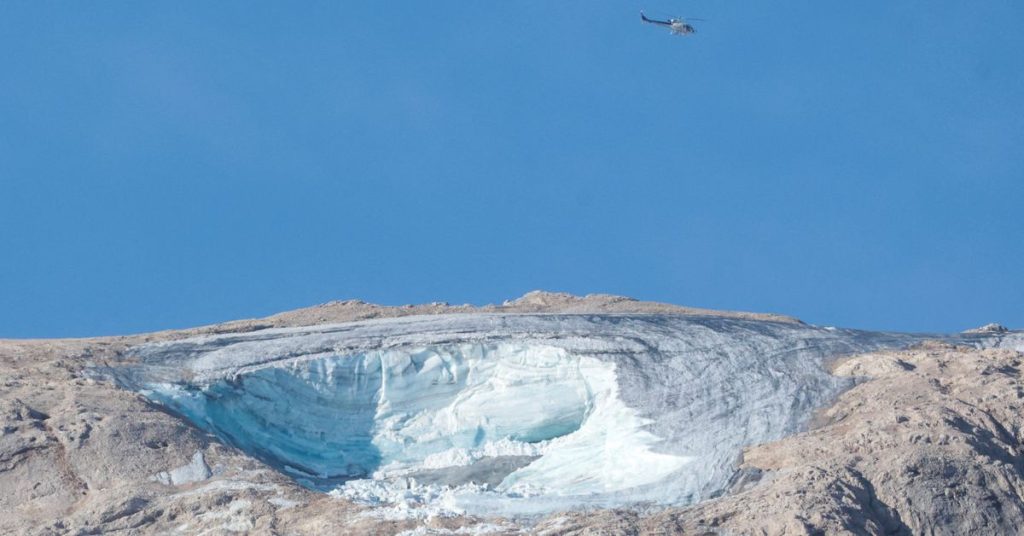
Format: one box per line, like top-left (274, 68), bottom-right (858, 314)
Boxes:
top-left (206, 290), bottom-right (802, 333)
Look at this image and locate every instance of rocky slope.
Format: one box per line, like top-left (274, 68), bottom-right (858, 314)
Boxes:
top-left (1, 293), bottom-right (1022, 535)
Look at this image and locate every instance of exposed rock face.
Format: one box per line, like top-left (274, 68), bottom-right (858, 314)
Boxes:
top-left (208, 290), bottom-right (802, 333)
top-left (0, 293), bottom-right (1022, 535)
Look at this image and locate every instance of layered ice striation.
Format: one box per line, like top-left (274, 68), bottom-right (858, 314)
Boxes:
top-left (144, 343), bottom-right (688, 495)
top-left (115, 314), bottom-right (1024, 515)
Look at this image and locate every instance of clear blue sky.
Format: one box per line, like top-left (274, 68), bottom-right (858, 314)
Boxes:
top-left (2, 2), bottom-right (1022, 337)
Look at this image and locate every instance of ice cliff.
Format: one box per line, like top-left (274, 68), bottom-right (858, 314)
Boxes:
top-left (114, 314), bottom-right (1024, 516)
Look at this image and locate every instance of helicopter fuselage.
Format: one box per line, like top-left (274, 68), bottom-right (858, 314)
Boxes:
top-left (669, 21), bottom-right (696, 35)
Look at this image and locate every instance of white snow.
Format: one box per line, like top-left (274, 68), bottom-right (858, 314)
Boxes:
top-left (151, 450), bottom-right (211, 486)
top-left (419, 438), bottom-right (547, 470)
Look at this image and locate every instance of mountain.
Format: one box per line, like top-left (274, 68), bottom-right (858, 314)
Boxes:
top-left (2, 293), bottom-right (1022, 534)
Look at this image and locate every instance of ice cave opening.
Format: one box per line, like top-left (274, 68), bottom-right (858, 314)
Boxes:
top-left (141, 342), bottom-right (694, 513)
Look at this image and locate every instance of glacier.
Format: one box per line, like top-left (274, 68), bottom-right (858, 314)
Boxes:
top-left (112, 314), bottom-right (1024, 516)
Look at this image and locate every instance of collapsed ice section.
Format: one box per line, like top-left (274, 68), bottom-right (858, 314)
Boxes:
top-left (114, 314), bottom-right (1023, 515)
top-left (143, 342), bottom-right (690, 496)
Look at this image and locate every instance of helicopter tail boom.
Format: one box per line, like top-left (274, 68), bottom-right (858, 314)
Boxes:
top-left (640, 11), bottom-right (672, 26)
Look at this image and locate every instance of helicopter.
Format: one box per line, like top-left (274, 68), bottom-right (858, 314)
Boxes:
top-left (640, 12), bottom-right (702, 35)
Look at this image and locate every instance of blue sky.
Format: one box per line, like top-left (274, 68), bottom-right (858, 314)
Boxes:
top-left (1, 1), bottom-right (1022, 337)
